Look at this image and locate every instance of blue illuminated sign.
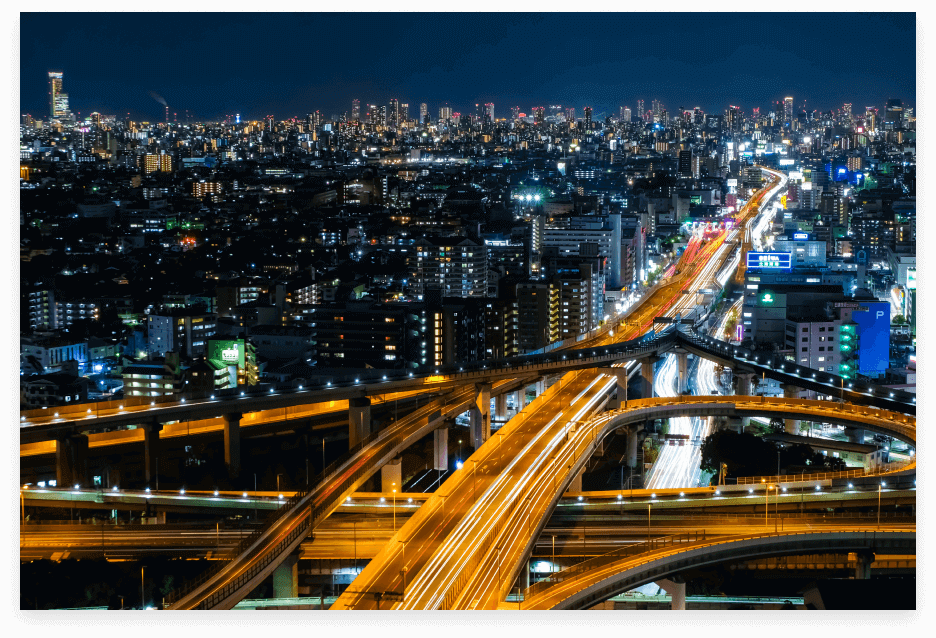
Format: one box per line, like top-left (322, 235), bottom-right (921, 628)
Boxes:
top-left (746, 252), bottom-right (792, 270)
top-left (852, 301), bottom-right (890, 377)
top-left (793, 232), bottom-right (809, 240)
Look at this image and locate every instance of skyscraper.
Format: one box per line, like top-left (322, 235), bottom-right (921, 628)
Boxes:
top-left (511, 106), bottom-right (520, 121)
top-left (439, 104), bottom-right (452, 123)
top-left (583, 106), bottom-right (592, 129)
top-left (637, 100), bottom-right (644, 122)
top-left (389, 98), bottom-right (399, 128)
top-left (400, 103), bottom-right (409, 125)
top-left (783, 97), bottom-right (794, 125)
top-left (484, 103), bottom-right (494, 123)
top-left (48, 71), bottom-right (69, 119)
top-left (885, 98), bottom-right (903, 129)
top-left (352, 99), bottom-right (360, 122)
top-left (620, 106), bottom-right (631, 123)
top-left (420, 103), bottom-right (428, 125)
top-left (842, 103), bottom-right (852, 125)
top-left (532, 107), bottom-right (545, 126)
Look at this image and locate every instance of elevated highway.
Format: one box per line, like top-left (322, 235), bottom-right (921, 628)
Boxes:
top-left (520, 529), bottom-right (915, 610)
top-left (340, 395), bottom-right (913, 610)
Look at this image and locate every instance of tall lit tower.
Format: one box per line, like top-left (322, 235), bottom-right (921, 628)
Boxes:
top-left (583, 106), bottom-right (593, 129)
top-left (637, 100), bottom-right (644, 121)
top-left (389, 98), bottom-right (399, 128)
top-left (48, 71), bottom-right (68, 119)
top-left (352, 99), bottom-right (360, 122)
top-left (783, 96), bottom-right (794, 125)
top-left (484, 103), bottom-right (494, 123)
top-left (420, 103), bottom-right (428, 125)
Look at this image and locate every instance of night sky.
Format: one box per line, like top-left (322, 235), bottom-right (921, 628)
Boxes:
top-left (20, 12), bottom-right (915, 122)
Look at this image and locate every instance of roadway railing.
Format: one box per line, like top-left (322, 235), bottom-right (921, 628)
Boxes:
top-left (735, 461), bottom-right (915, 485)
top-left (522, 532), bottom-right (708, 602)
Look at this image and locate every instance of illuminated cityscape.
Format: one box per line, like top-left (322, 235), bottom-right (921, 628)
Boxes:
top-left (18, 11), bottom-right (915, 612)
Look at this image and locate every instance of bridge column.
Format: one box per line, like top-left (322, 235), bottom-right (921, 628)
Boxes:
top-left (782, 384), bottom-right (801, 435)
top-left (854, 551), bottom-right (874, 580)
top-left (676, 351), bottom-right (689, 394)
top-left (848, 428), bottom-right (866, 445)
top-left (657, 577), bottom-right (687, 610)
top-left (432, 426), bottom-right (448, 471)
top-left (599, 367), bottom-right (629, 410)
top-left (349, 397), bottom-right (372, 447)
top-left (535, 379), bottom-right (545, 397)
top-left (470, 383), bottom-right (491, 449)
top-left (735, 373), bottom-right (755, 396)
top-left (517, 387), bottom-right (528, 411)
top-left (222, 412), bottom-right (242, 479)
top-left (495, 393), bottom-right (508, 421)
top-left (381, 457), bottom-right (402, 493)
top-left (55, 434), bottom-right (89, 488)
top-left (272, 550), bottom-right (300, 598)
top-left (627, 424), bottom-right (644, 469)
top-left (143, 422), bottom-right (163, 486)
top-left (640, 356), bottom-right (660, 399)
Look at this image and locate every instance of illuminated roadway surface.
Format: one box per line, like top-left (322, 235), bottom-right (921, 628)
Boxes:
top-left (333, 169), bottom-right (796, 610)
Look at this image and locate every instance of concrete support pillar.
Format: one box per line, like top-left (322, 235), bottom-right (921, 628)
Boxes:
top-left (736, 373), bottom-right (755, 397)
top-left (272, 551), bottom-right (300, 598)
top-left (676, 352), bottom-right (689, 394)
top-left (432, 426), bottom-right (448, 471)
top-left (55, 434), bottom-right (89, 488)
top-left (854, 551), bottom-right (874, 580)
top-left (381, 457), bottom-right (402, 493)
top-left (521, 562), bottom-right (531, 590)
top-left (782, 384), bottom-right (801, 435)
top-left (518, 387), bottom-right (528, 411)
top-left (143, 422), bottom-right (163, 486)
top-left (470, 383), bottom-right (491, 449)
top-left (627, 425), bottom-right (644, 469)
top-left (495, 393), bottom-right (508, 420)
top-left (535, 379), bottom-right (545, 397)
top-left (657, 577), bottom-right (687, 610)
top-left (600, 367), bottom-right (629, 410)
top-left (848, 428), bottom-right (866, 445)
top-left (222, 412), bottom-right (242, 479)
top-left (640, 357), bottom-right (659, 399)
top-left (349, 397), bottom-right (372, 447)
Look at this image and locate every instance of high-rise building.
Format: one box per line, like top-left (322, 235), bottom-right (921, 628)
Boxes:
top-left (637, 100), bottom-right (644, 122)
top-left (651, 99), bottom-right (661, 121)
top-left (144, 153), bottom-right (172, 174)
top-left (885, 98), bottom-right (903, 129)
top-left (511, 106), bottom-right (520, 121)
top-left (352, 99), bottom-right (360, 121)
top-left (48, 71), bottom-right (66, 119)
top-left (532, 107), bottom-right (545, 126)
top-left (400, 103), bottom-right (409, 125)
top-left (484, 102), bottom-right (494, 123)
top-left (389, 98), bottom-right (399, 128)
top-left (783, 96), bottom-right (794, 125)
top-left (726, 105), bottom-right (742, 133)
top-left (842, 103), bottom-right (852, 125)
top-left (678, 150), bottom-right (693, 177)
top-left (378, 105), bottom-right (387, 127)
top-left (620, 106), bottom-right (631, 123)
top-left (420, 103), bottom-right (428, 125)
top-left (565, 107), bottom-right (575, 124)
top-left (439, 104), bottom-right (453, 123)
top-left (583, 106), bottom-right (593, 129)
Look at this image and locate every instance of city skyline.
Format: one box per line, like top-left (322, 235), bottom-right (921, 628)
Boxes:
top-left (20, 12), bottom-right (915, 122)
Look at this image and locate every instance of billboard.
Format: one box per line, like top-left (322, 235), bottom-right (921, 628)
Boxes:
top-left (207, 340), bottom-right (246, 368)
top-left (746, 252), bottom-right (792, 270)
top-left (907, 268), bottom-right (916, 290)
top-left (852, 302), bottom-right (890, 378)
